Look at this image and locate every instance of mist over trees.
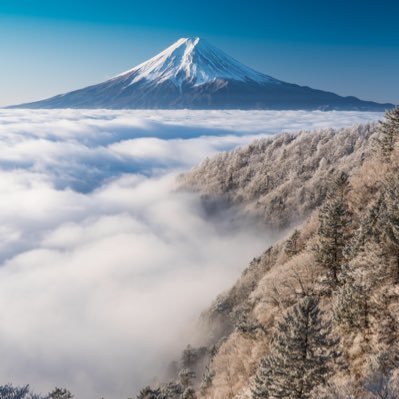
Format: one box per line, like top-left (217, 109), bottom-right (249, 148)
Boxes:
top-left (3, 107), bottom-right (399, 399)
top-left (169, 107), bottom-right (399, 399)
top-left (0, 385), bottom-right (73, 399)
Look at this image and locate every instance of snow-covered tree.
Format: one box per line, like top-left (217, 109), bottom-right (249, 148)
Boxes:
top-left (377, 107), bottom-right (399, 160)
top-left (377, 173), bottom-right (399, 282)
top-left (345, 196), bottom-right (384, 259)
top-left (334, 281), bottom-right (365, 330)
top-left (181, 124), bottom-right (375, 228)
top-left (315, 172), bottom-right (352, 289)
top-left (178, 368), bottom-right (196, 389)
top-left (200, 365), bottom-right (215, 396)
top-left (47, 388), bottom-right (73, 399)
top-left (159, 382), bottom-right (183, 399)
top-left (0, 385), bottom-right (44, 399)
top-left (334, 243), bottom-right (388, 332)
top-left (375, 288), bottom-right (399, 350)
top-left (251, 357), bottom-right (274, 399)
top-left (136, 387), bottom-right (165, 399)
top-left (181, 387), bottom-right (196, 399)
top-left (252, 296), bottom-right (340, 399)
top-left (285, 230), bottom-right (301, 257)
top-left (180, 345), bottom-right (207, 370)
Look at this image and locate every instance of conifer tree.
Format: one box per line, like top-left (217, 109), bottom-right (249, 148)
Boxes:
top-left (178, 368), bottom-right (196, 389)
top-left (0, 384), bottom-right (46, 399)
top-left (377, 107), bottom-right (399, 160)
top-left (334, 243), bottom-right (388, 332)
top-left (136, 387), bottom-right (165, 399)
top-left (181, 345), bottom-right (207, 370)
top-left (47, 388), bottom-right (73, 399)
top-left (376, 288), bottom-right (399, 350)
top-left (200, 366), bottom-right (215, 396)
top-left (252, 296), bottom-right (340, 399)
top-left (377, 173), bottom-right (399, 282)
top-left (181, 387), bottom-right (196, 399)
top-left (285, 230), bottom-right (301, 257)
top-left (160, 382), bottom-right (183, 399)
top-left (315, 172), bottom-right (352, 289)
top-left (251, 357), bottom-right (274, 399)
top-left (346, 195), bottom-right (383, 259)
top-left (333, 282), bottom-right (364, 330)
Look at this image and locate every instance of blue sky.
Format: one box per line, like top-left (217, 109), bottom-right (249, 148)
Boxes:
top-left (1, 0), bottom-right (398, 106)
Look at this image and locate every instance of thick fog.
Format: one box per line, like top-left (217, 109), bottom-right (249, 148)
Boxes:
top-left (0, 109), bottom-right (382, 398)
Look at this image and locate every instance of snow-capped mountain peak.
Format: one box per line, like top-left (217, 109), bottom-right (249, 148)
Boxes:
top-left (117, 37), bottom-right (278, 87)
top-left (12, 37), bottom-right (393, 110)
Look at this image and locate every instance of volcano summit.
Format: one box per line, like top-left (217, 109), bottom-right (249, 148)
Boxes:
top-left (13, 37), bottom-right (393, 110)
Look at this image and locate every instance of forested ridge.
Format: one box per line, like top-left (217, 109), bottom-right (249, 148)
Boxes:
top-left (179, 122), bottom-right (376, 228)
top-left (136, 108), bottom-right (399, 399)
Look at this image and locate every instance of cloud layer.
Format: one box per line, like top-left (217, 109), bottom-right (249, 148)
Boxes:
top-left (0, 109), bottom-right (382, 398)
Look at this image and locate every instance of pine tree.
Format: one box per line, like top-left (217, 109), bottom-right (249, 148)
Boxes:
top-left (252, 296), bottom-right (340, 399)
top-left (136, 387), bottom-right (165, 399)
top-left (377, 173), bottom-right (399, 282)
top-left (314, 172), bottom-right (352, 289)
top-left (181, 387), bottom-right (196, 399)
top-left (137, 387), bottom-right (167, 399)
top-left (200, 366), bottom-right (215, 396)
top-left (376, 288), bottom-right (399, 350)
top-left (333, 282), bottom-right (364, 330)
top-left (251, 357), bottom-right (274, 399)
top-left (181, 345), bottom-right (207, 370)
top-left (334, 243), bottom-right (388, 332)
top-left (285, 230), bottom-right (301, 257)
top-left (345, 195), bottom-right (384, 259)
top-left (47, 388), bottom-right (73, 399)
top-left (0, 384), bottom-right (46, 399)
top-left (377, 107), bottom-right (399, 160)
top-left (178, 369), bottom-right (196, 388)
top-left (159, 382), bottom-right (183, 399)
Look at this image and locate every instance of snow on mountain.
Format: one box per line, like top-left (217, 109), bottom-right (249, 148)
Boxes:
top-left (117, 37), bottom-right (279, 88)
top-left (10, 37), bottom-right (394, 110)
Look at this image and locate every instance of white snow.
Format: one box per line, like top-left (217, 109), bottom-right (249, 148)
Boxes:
top-left (116, 37), bottom-right (279, 87)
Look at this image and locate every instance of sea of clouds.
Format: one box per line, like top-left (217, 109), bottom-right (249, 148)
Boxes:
top-left (0, 109), bottom-right (382, 398)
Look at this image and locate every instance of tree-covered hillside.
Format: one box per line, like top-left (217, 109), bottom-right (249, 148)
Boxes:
top-left (141, 108), bottom-right (399, 399)
top-left (179, 123), bottom-right (376, 227)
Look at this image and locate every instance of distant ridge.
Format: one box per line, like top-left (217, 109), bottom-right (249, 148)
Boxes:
top-left (11, 37), bottom-right (394, 110)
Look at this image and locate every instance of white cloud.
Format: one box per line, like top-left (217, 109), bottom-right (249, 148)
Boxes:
top-left (0, 109), bottom-right (382, 398)
top-left (0, 173), bottom-right (270, 398)
top-left (0, 109), bottom-right (382, 189)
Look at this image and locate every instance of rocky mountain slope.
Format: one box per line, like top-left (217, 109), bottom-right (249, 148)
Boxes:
top-left (11, 38), bottom-right (393, 110)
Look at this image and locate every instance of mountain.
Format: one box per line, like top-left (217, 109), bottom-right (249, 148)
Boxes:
top-left (12, 37), bottom-right (394, 110)
top-left (141, 113), bottom-right (399, 399)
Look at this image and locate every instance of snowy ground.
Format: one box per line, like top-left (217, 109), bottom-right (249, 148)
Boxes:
top-left (0, 109), bottom-right (383, 398)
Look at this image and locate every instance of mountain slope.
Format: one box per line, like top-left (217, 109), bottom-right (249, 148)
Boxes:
top-left (143, 113), bottom-right (399, 399)
top-left (12, 38), bottom-right (393, 110)
top-left (180, 123), bottom-right (377, 227)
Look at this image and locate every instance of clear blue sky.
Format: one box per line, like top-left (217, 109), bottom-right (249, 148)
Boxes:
top-left (1, 0), bottom-right (398, 106)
